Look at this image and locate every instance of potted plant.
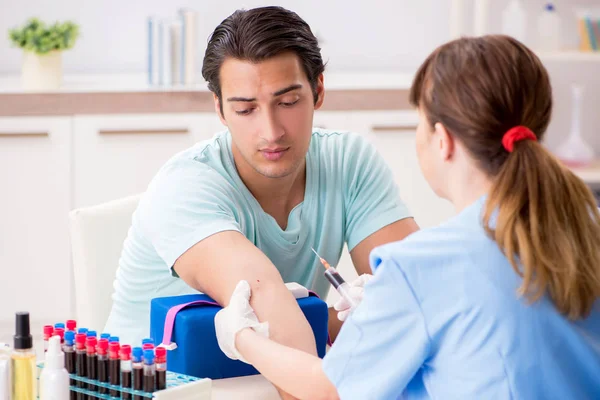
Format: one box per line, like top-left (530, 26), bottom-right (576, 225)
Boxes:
top-left (8, 18), bottom-right (79, 91)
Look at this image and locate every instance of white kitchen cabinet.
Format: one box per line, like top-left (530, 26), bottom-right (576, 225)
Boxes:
top-left (313, 110), bottom-right (355, 131)
top-left (353, 110), bottom-right (456, 228)
top-left (73, 113), bottom-right (222, 208)
top-left (0, 117), bottom-right (73, 324)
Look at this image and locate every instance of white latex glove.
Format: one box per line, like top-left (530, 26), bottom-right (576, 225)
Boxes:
top-left (333, 274), bottom-right (373, 321)
top-left (214, 280), bottom-right (269, 364)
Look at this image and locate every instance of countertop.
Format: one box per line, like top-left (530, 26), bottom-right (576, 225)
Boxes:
top-left (0, 72), bottom-right (414, 116)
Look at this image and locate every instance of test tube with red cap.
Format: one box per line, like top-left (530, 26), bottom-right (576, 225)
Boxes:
top-left (86, 336), bottom-right (98, 393)
top-left (96, 338), bottom-right (109, 395)
top-left (53, 327), bottom-right (65, 344)
top-left (120, 345), bottom-right (133, 400)
top-left (75, 333), bottom-right (88, 400)
top-left (66, 319), bottom-right (77, 332)
top-left (109, 341), bottom-right (121, 397)
top-left (155, 347), bottom-right (167, 391)
top-left (43, 325), bottom-right (54, 352)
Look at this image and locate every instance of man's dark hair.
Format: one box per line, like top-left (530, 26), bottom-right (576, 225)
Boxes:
top-left (202, 6), bottom-right (325, 114)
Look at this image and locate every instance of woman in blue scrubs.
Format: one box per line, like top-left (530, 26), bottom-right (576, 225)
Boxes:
top-left (215, 35), bottom-right (600, 399)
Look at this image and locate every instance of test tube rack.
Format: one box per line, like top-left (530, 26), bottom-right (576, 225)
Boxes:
top-left (37, 362), bottom-right (212, 400)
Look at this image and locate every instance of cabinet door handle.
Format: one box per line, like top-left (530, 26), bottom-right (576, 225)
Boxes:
top-left (0, 131), bottom-right (49, 137)
top-left (98, 128), bottom-right (189, 135)
top-left (371, 125), bottom-right (417, 132)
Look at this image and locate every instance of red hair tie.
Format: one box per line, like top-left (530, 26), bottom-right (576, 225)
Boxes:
top-left (502, 126), bottom-right (537, 153)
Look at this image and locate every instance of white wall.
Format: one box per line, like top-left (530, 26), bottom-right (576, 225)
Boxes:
top-left (0, 0), bottom-right (594, 72)
top-left (0, 0), bottom-right (451, 73)
top-left (0, 0), bottom-right (598, 149)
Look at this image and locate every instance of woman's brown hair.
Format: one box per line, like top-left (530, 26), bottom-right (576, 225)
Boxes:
top-left (409, 35), bottom-right (600, 319)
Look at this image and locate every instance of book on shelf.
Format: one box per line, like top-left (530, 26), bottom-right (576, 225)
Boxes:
top-left (147, 10), bottom-right (199, 86)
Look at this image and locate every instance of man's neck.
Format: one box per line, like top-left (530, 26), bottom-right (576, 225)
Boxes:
top-left (234, 154), bottom-right (306, 230)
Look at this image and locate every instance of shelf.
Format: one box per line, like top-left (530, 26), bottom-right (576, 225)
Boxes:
top-left (0, 71), bottom-right (415, 94)
top-left (537, 50), bottom-right (600, 62)
top-left (569, 160), bottom-right (600, 185)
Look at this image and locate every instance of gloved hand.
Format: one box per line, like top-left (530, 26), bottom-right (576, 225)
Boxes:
top-left (333, 274), bottom-right (373, 321)
top-left (214, 280), bottom-right (269, 364)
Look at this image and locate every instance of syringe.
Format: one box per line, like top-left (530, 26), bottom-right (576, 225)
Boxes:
top-left (311, 248), bottom-right (359, 310)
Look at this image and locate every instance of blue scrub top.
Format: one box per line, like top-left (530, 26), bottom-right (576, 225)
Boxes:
top-left (322, 196), bottom-right (600, 399)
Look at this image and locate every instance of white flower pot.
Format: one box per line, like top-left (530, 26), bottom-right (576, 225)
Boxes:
top-left (21, 50), bottom-right (63, 91)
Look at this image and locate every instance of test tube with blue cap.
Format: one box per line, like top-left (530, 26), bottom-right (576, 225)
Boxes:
top-left (86, 330), bottom-right (97, 338)
top-left (77, 328), bottom-right (88, 335)
top-left (109, 336), bottom-right (119, 343)
top-left (143, 349), bottom-right (156, 392)
top-left (54, 322), bottom-right (65, 330)
top-left (311, 248), bottom-right (359, 310)
top-left (132, 347), bottom-right (144, 399)
top-left (100, 333), bottom-right (111, 340)
top-left (63, 330), bottom-right (76, 400)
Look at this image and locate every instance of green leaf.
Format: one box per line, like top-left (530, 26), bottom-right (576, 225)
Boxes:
top-left (7, 17), bottom-right (80, 55)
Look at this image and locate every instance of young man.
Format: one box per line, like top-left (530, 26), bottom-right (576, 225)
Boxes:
top-left (105, 4), bottom-right (417, 387)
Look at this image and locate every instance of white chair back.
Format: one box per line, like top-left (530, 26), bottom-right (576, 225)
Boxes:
top-left (69, 194), bottom-right (141, 330)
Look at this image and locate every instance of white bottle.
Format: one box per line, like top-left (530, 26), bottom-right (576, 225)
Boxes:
top-left (39, 336), bottom-right (70, 400)
top-left (537, 3), bottom-right (562, 52)
top-left (0, 343), bottom-right (10, 400)
top-left (501, 0), bottom-right (527, 43)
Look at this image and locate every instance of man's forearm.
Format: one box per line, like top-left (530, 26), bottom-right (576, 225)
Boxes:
top-left (247, 279), bottom-right (317, 400)
top-left (174, 231), bottom-right (317, 398)
top-left (249, 278), bottom-right (317, 356)
top-left (176, 232), bottom-right (317, 356)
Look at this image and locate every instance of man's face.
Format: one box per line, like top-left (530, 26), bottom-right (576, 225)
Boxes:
top-left (216, 52), bottom-right (324, 179)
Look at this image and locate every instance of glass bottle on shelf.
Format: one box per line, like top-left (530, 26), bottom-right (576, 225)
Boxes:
top-left (554, 84), bottom-right (594, 167)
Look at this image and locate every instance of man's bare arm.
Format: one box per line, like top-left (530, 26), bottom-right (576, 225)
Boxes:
top-left (173, 230), bottom-right (318, 358)
top-left (350, 218), bottom-right (419, 276)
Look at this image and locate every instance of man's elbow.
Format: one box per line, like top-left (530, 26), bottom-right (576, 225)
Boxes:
top-left (247, 275), bottom-right (291, 305)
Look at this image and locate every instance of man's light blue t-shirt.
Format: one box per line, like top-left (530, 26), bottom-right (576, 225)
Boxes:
top-left (105, 129), bottom-right (411, 343)
top-left (322, 196), bottom-right (600, 399)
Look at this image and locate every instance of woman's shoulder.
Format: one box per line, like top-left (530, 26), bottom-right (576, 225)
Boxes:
top-left (372, 218), bottom-right (484, 266)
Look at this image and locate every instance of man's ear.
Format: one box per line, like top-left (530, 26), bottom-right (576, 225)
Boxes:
top-left (313, 73), bottom-right (325, 110)
top-left (214, 93), bottom-right (227, 126)
top-left (434, 122), bottom-right (454, 161)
